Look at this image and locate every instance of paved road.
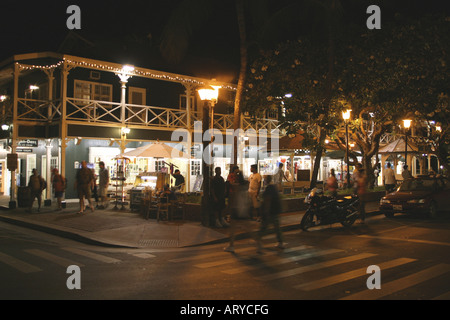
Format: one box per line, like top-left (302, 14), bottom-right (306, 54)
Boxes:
top-left (1, 212), bottom-right (449, 304)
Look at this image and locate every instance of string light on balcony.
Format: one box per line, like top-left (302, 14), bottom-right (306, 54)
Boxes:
top-left (14, 58), bottom-right (236, 90)
top-left (15, 60), bottom-right (65, 70)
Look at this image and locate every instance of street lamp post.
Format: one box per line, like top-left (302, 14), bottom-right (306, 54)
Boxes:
top-left (403, 119), bottom-right (412, 170)
top-left (120, 127), bottom-right (130, 155)
top-left (342, 109), bottom-right (352, 189)
top-left (197, 85), bottom-right (220, 226)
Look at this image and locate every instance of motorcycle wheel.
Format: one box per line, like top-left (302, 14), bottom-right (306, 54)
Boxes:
top-left (300, 210), bottom-right (318, 231)
top-left (341, 206), bottom-right (358, 228)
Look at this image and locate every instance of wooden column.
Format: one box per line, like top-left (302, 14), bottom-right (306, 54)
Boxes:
top-left (60, 62), bottom-right (71, 178)
top-left (10, 63), bottom-right (20, 205)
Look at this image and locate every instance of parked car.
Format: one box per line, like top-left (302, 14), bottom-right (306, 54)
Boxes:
top-left (379, 176), bottom-right (450, 218)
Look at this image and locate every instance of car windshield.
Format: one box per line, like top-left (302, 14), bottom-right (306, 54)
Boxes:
top-left (399, 179), bottom-right (436, 191)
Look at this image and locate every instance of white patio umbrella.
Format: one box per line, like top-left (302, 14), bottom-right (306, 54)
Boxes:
top-left (122, 141), bottom-right (189, 159)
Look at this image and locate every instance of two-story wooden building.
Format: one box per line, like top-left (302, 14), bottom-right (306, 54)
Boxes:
top-left (0, 52), bottom-right (281, 204)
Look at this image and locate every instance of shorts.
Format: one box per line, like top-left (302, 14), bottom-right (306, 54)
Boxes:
top-left (248, 191), bottom-right (260, 208)
top-left (78, 184), bottom-right (91, 199)
top-left (54, 191), bottom-right (64, 198)
top-left (98, 185), bottom-right (107, 198)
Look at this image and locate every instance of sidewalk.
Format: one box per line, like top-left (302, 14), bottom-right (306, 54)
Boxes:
top-left (0, 195), bottom-right (380, 249)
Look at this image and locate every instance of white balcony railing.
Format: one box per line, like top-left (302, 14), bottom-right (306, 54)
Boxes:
top-left (17, 98), bottom-right (61, 122)
top-left (65, 98), bottom-right (280, 132)
top-left (13, 97), bottom-right (280, 133)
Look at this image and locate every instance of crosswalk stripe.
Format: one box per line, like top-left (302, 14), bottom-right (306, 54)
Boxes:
top-left (432, 291), bottom-right (450, 300)
top-left (194, 245), bottom-right (313, 269)
top-left (0, 251), bottom-right (42, 273)
top-left (295, 257), bottom-right (416, 291)
top-left (358, 235), bottom-right (450, 247)
top-left (260, 252), bottom-right (377, 281)
top-left (340, 263), bottom-right (450, 300)
top-left (169, 246), bottom-right (257, 263)
top-left (222, 248), bottom-right (342, 275)
top-left (129, 253), bottom-right (156, 259)
top-left (24, 249), bottom-right (84, 267)
top-left (62, 247), bottom-right (121, 263)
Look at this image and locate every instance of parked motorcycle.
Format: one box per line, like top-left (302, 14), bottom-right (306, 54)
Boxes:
top-left (300, 188), bottom-right (360, 231)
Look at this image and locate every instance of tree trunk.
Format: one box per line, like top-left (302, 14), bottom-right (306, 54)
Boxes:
top-left (310, 129), bottom-right (326, 188)
top-left (232, 0), bottom-right (247, 166)
top-left (310, 1), bottom-right (335, 188)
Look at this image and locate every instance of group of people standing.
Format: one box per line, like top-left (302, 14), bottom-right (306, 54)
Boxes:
top-left (26, 160), bottom-right (109, 214)
top-left (74, 160), bottom-right (109, 214)
top-left (210, 164), bottom-right (285, 254)
top-left (26, 167), bottom-right (68, 213)
top-left (325, 162), bottom-right (415, 224)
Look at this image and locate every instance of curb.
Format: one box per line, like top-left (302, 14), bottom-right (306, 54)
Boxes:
top-left (0, 214), bottom-right (133, 248)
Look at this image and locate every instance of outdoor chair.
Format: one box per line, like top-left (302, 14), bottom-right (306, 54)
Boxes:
top-left (156, 195), bottom-right (170, 222)
top-left (170, 193), bottom-right (186, 220)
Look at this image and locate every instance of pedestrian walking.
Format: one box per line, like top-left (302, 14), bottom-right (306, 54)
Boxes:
top-left (352, 163), bottom-right (362, 194)
top-left (326, 168), bottom-right (338, 198)
top-left (224, 166), bottom-right (253, 253)
top-left (211, 167), bottom-right (229, 228)
top-left (28, 168), bottom-right (46, 212)
top-left (91, 168), bottom-right (99, 208)
top-left (256, 175), bottom-right (285, 253)
top-left (51, 168), bottom-right (66, 211)
top-left (248, 164), bottom-right (262, 220)
top-left (75, 160), bottom-right (95, 214)
top-left (383, 163), bottom-right (396, 194)
top-left (273, 163), bottom-right (288, 191)
top-left (97, 161), bottom-right (110, 209)
top-left (225, 166), bottom-right (240, 218)
top-left (356, 168), bottom-right (368, 223)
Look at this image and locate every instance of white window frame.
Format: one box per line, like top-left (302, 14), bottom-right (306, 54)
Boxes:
top-left (74, 80), bottom-right (113, 105)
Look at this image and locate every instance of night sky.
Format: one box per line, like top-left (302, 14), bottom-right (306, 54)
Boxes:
top-left (0, 0), bottom-right (449, 80)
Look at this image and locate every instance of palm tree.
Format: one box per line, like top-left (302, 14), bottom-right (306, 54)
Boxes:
top-left (160, 0), bottom-right (348, 188)
top-left (159, 0), bottom-right (244, 166)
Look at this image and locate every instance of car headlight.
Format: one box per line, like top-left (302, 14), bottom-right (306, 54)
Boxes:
top-left (407, 199), bottom-right (426, 204)
top-left (380, 198), bottom-right (390, 204)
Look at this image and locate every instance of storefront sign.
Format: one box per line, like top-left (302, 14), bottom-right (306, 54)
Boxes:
top-left (18, 139), bottom-right (38, 147)
top-left (16, 148), bottom-right (33, 153)
top-left (7, 153), bottom-right (18, 171)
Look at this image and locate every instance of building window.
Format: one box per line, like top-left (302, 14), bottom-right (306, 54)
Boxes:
top-left (155, 160), bottom-right (165, 172)
top-left (179, 94), bottom-right (196, 111)
top-left (74, 80), bottom-right (112, 104)
top-left (191, 160), bottom-right (201, 176)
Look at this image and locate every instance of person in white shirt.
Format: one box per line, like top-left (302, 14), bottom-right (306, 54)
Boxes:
top-left (248, 164), bottom-right (262, 220)
top-left (273, 163), bottom-right (288, 190)
top-left (383, 163), bottom-right (396, 193)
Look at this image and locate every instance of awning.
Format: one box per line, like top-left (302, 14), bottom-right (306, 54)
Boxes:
top-left (121, 142), bottom-right (189, 159)
top-left (378, 139), bottom-right (418, 154)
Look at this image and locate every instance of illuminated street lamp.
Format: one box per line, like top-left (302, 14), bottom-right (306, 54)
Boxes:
top-left (119, 127), bottom-right (130, 154)
top-left (116, 65), bottom-right (135, 125)
top-left (403, 119), bottom-right (412, 169)
top-left (342, 109), bottom-right (352, 189)
top-left (197, 84), bottom-right (220, 226)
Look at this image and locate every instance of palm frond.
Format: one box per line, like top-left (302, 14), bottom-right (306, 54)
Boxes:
top-left (159, 0), bottom-right (214, 64)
